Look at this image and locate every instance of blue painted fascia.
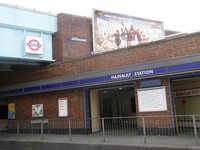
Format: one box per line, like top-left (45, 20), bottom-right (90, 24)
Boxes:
top-left (1, 61), bottom-right (200, 97)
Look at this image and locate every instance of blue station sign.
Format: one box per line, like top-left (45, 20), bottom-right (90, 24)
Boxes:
top-left (1, 62), bottom-right (200, 97)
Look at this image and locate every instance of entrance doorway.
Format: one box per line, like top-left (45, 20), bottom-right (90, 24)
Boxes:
top-left (99, 85), bottom-right (135, 118)
top-left (173, 77), bottom-right (200, 115)
top-left (0, 100), bottom-right (8, 132)
top-left (173, 77), bottom-right (200, 130)
top-left (89, 84), bottom-right (136, 132)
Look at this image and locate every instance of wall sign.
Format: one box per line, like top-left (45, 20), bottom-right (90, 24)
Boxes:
top-left (137, 86), bottom-right (167, 112)
top-left (8, 103), bottom-right (15, 119)
top-left (32, 104), bottom-right (43, 117)
top-left (1, 62), bottom-right (200, 97)
top-left (105, 68), bottom-right (167, 81)
top-left (25, 36), bottom-right (43, 54)
top-left (58, 98), bottom-right (68, 117)
top-left (105, 72), bottom-right (132, 80)
top-left (174, 88), bottom-right (200, 97)
top-left (68, 36), bottom-right (88, 42)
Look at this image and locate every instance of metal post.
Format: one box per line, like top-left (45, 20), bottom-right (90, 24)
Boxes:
top-left (31, 123), bottom-right (33, 134)
top-left (102, 118), bottom-right (105, 142)
top-left (69, 119), bottom-right (72, 141)
top-left (142, 117), bottom-right (147, 144)
top-left (192, 115), bottom-right (198, 144)
top-left (17, 120), bottom-right (19, 140)
top-left (41, 122), bottom-right (44, 140)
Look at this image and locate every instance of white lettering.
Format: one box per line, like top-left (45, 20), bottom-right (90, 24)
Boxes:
top-left (111, 73), bottom-right (132, 80)
top-left (134, 70), bottom-right (154, 76)
top-left (97, 18), bottom-right (116, 34)
top-left (70, 37), bottom-right (87, 42)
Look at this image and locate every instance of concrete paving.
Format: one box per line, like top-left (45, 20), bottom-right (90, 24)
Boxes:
top-left (0, 133), bottom-right (200, 150)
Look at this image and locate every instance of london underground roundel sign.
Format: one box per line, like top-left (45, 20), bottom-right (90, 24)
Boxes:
top-left (25, 36), bottom-right (43, 54)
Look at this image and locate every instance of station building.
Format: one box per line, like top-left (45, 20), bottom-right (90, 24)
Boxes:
top-left (1, 3), bottom-right (200, 133)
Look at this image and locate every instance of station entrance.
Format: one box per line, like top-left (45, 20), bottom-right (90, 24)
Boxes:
top-left (0, 99), bottom-right (8, 132)
top-left (89, 84), bottom-right (136, 132)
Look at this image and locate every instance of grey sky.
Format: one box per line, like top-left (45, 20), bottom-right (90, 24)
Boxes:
top-left (0, 0), bottom-right (199, 32)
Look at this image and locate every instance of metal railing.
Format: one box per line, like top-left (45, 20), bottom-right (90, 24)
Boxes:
top-left (1, 115), bottom-right (200, 147)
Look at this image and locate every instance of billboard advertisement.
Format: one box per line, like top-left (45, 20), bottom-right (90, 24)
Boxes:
top-left (92, 9), bottom-right (165, 53)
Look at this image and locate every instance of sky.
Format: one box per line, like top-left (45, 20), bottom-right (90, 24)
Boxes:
top-left (0, 0), bottom-right (200, 33)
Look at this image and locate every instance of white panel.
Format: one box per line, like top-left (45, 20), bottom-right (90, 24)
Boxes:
top-left (58, 98), bottom-right (68, 117)
top-left (137, 86), bottom-right (167, 112)
top-left (25, 36), bottom-right (43, 54)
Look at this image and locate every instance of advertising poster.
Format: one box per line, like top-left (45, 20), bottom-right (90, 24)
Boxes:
top-left (8, 103), bottom-right (15, 119)
top-left (58, 98), bottom-right (68, 117)
top-left (92, 9), bottom-right (165, 53)
top-left (32, 104), bottom-right (43, 117)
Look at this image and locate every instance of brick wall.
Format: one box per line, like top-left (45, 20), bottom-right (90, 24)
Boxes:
top-left (135, 78), bottom-right (172, 117)
top-left (134, 78), bottom-right (174, 128)
top-left (53, 13), bottom-right (93, 62)
top-left (1, 14), bottom-right (200, 86)
top-left (9, 89), bottom-right (84, 120)
top-left (3, 13), bottom-right (196, 133)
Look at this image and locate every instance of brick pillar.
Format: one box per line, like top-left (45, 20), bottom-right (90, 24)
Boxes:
top-left (134, 78), bottom-right (175, 135)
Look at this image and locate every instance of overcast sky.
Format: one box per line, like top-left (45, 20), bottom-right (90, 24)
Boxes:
top-left (0, 0), bottom-right (200, 33)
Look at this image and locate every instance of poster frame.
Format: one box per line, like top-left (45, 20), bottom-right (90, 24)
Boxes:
top-left (32, 104), bottom-right (44, 117)
top-left (8, 102), bottom-right (15, 119)
top-left (92, 9), bottom-right (165, 54)
top-left (137, 86), bottom-right (167, 112)
top-left (58, 98), bottom-right (68, 117)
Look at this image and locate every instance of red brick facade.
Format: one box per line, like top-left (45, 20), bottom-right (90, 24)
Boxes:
top-left (134, 78), bottom-right (174, 129)
top-left (1, 13), bottom-right (200, 86)
top-left (135, 78), bottom-right (172, 117)
top-left (1, 32), bottom-right (200, 86)
top-left (53, 13), bottom-right (93, 62)
top-left (9, 89), bottom-right (84, 120)
top-left (1, 13), bottom-right (200, 124)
